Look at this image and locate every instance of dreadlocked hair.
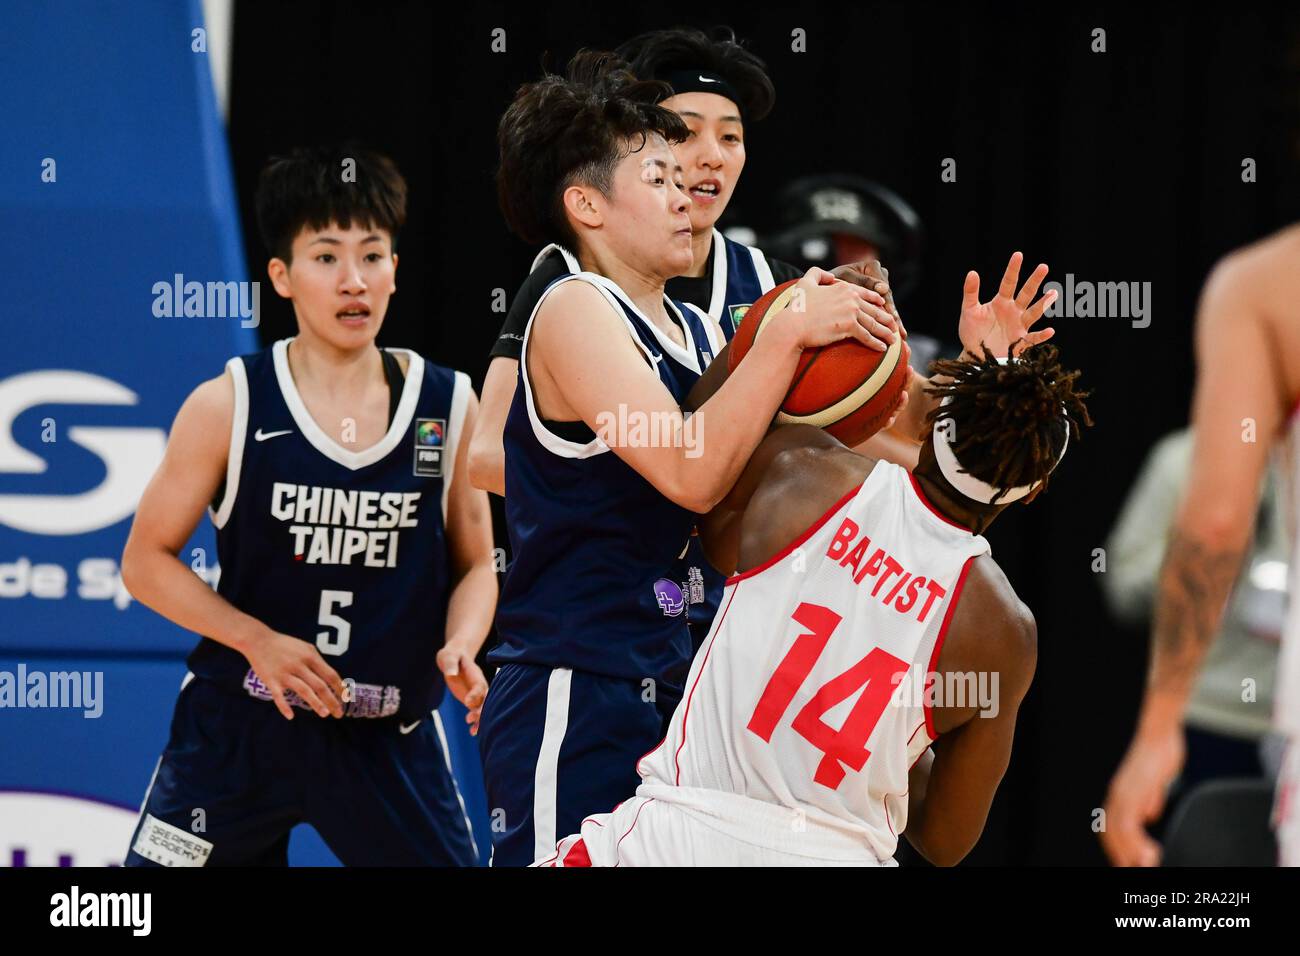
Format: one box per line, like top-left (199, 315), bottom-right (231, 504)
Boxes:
top-left (924, 343), bottom-right (1093, 502)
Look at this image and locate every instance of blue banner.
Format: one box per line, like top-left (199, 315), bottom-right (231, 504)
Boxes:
top-left (0, 0), bottom-right (491, 866)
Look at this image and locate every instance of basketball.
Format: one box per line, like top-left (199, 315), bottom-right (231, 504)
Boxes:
top-left (728, 279), bottom-right (912, 446)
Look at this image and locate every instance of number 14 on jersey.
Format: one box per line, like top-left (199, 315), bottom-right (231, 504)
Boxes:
top-left (747, 602), bottom-right (908, 789)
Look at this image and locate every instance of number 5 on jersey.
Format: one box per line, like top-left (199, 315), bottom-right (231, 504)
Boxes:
top-left (317, 589), bottom-right (353, 655)
top-left (747, 602), bottom-right (908, 789)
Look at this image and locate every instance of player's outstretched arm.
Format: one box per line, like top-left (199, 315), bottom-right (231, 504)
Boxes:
top-left (1101, 248), bottom-right (1283, 866)
top-left (437, 389), bottom-right (497, 735)
top-left (120, 372), bottom-right (346, 721)
top-left (903, 557), bottom-right (1037, 866)
top-left (531, 273), bottom-right (895, 514)
top-left (465, 357), bottom-right (516, 497)
top-left (876, 251), bottom-right (1058, 449)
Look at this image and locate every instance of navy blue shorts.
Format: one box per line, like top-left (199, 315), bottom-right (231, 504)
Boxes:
top-left (124, 675), bottom-right (478, 867)
top-left (477, 662), bottom-right (678, 867)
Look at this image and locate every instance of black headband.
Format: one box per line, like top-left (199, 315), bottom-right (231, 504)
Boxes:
top-left (658, 69), bottom-right (744, 119)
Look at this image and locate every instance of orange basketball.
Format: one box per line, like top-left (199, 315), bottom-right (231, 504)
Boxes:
top-left (728, 279), bottom-right (911, 447)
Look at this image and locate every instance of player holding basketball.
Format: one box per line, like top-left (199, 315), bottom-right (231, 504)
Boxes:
top-left (468, 28), bottom-right (902, 651)
top-left (541, 344), bottom-right (1091, 866)
top-left (119, 146), bottom-right (495, 866)
top-left (1102, 226), bottom-right (1300, 867)
top-left (470, 29), bottom-right (1053, 654)
top-left (479, 51), bottom-right (902, 866)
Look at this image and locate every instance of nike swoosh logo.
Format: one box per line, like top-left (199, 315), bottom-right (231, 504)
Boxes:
top-left (698, 74), bottom-right (719, 83)
top-left (399, 720), bottom-right (422, 734)
top-left (254, 429), bottom-right (293, 442)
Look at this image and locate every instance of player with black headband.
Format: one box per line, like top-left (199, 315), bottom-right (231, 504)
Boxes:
top-left (468, 27), bottom-right (897, 653)
top-left (479, 50), bottom-right (901, 867)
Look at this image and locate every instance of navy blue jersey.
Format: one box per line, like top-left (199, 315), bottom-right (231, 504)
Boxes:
top-left (187, 339), bottom-right (470, 722)
top-left (676, 229), bottom-right (779, 648)
top-left (707, 228), bottom-right (779, 341)
top-left (518, 238), bottom-right (777, 645)
top-left (491, 273), bottom-right (717, 691)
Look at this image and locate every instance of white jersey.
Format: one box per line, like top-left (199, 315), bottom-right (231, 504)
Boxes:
top-left (554, 461), bottom-right (991, 865)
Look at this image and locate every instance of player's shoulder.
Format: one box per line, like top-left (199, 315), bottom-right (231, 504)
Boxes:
top-left (945, 554), bottom-right (1037, 683)
top-left (763, 428), bottom-right (871, 494)
top-left (1204, 224), bottom-right (1300, 303)
top-left (742, 427), bottom-right (875, 559)
top-left (167, 368), bottom-right (235, 459)
top-left (186, 367), bottom-right (236, 419)
top-left (532, 273), bottom-right (625, 332)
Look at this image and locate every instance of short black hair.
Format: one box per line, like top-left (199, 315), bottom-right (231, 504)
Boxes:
top-left (616, 26), bottom-right (776, 123)
top-left (255, 143), bottom-right (407, 263)
top-left (496, 50), bottom-right (689, 249)
top-left (925, 344), bottom-right (1093, 502)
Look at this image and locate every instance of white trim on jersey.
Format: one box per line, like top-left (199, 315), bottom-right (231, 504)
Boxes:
top-left (271, 338), bottom-right (425, 471)
top-left (686, 301), bottom-right (726, 360)
top-left (432, 708), bottom-right (481, 863)
top-left (209, 358), bottom-right (249, 529)
top-left (706, 227), bottom-right (729, 319)
top-left (749, 242), bottom-right (777, 293)
top-left (440, 371), bottom-right (471, 523)
top-left (532, 667), bottom-right (573, 861)
top-left (132, 671), bottom-right (195, 829)
top-left (517, 274), bottom-right (653, 460)
top-left (531, 242), bottom-right (581, 275)
top-left (585, 273), bottom-right (704, 375)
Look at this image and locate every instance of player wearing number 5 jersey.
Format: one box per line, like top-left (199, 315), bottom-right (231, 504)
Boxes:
top-left (541, 346), bottom-right (1091, 866)
top-left (120, 146), bottom-right (496, 866)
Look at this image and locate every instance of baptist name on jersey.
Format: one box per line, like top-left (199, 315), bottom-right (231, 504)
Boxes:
top-left (270, 482), bottom-right (420, 567)
top-left (629, 462), bottom-right (992, 864)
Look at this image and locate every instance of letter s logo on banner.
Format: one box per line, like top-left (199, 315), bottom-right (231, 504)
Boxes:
top-left (0, 371), bottom-right (166, 536)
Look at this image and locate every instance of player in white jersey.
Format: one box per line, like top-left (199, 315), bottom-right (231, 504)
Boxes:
top-left (539, 344), bottom-right (1092, 866)
top-left (1103, 225), bottom-right (1300, 867)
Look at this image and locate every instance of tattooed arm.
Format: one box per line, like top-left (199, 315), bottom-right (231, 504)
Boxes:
top-left (1100, 249), bottom-right (1285, 866)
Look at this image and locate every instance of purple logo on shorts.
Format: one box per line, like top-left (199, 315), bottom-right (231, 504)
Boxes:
top-left (653, 578), bottom-right (685, 617)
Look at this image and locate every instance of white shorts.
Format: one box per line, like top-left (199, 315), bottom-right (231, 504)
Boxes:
top-left (1275, 738), bottom-right (1300, 867)
top-left (534, 790), bottom-right (895, 867)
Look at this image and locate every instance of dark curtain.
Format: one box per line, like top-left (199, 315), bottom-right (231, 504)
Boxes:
top-left (228, 0), bottom-right (1300, 864)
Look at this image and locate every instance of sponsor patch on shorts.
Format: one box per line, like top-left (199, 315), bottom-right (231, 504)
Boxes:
top-left (132, 813), bottom-right (213, 867)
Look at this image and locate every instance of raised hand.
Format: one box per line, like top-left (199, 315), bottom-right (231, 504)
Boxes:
top-left (958, 251), bottom-right (1057, 359)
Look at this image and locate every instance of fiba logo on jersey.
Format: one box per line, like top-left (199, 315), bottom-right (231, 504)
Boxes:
top-left (413, 417), bottom-right (445, 477)
top-left (653, 578), bottom-right (686, 617)
top-left (728, 303), bottom-right (751, 334)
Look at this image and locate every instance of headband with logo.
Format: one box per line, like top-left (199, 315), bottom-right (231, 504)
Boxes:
top-left (658, 69), bottom-right (744, 119)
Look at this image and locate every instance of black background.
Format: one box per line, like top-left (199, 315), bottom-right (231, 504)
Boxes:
top-left (226, 1), bottom-right (1300, 864)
